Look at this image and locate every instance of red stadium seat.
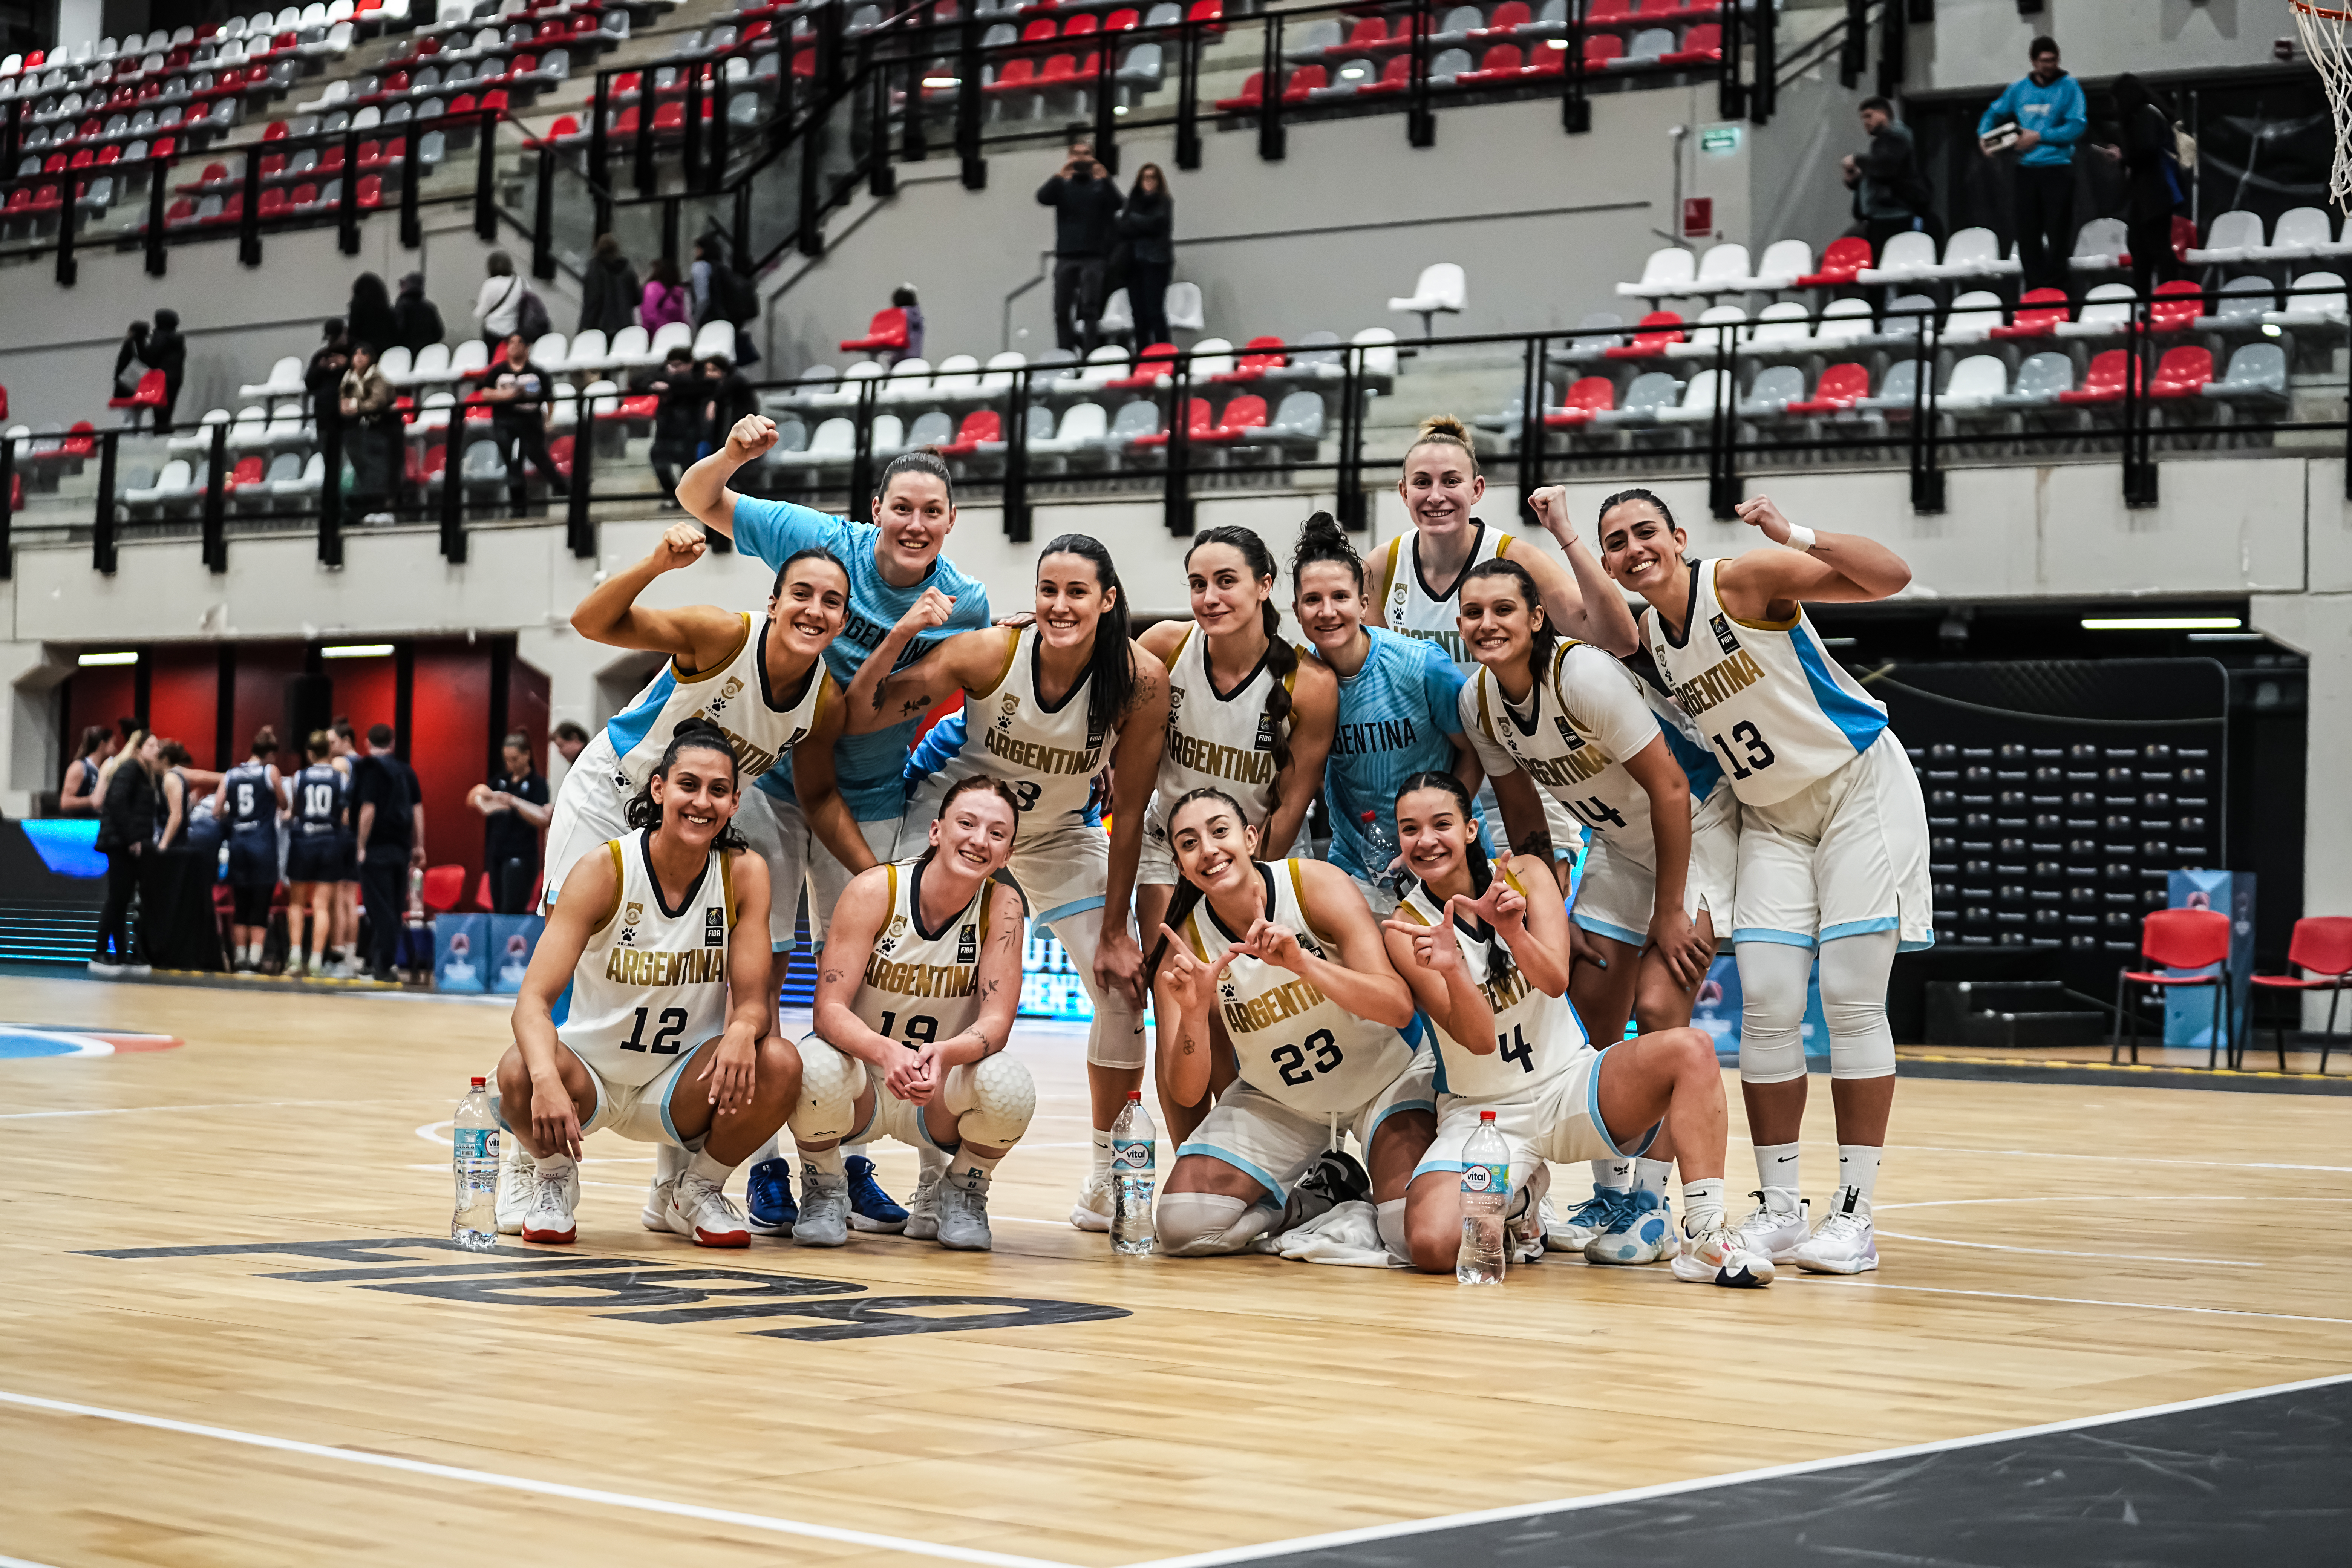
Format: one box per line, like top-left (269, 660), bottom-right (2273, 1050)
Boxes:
top-left (1787, 361), bottom-right (1871, 414)
top-left (1605, 310), bottom-right (1687, 358)
top-left (841, 307), bottom-right (910, 353)
top-left (1796, 234), bottom-right (1871, 288)
top-left (936, 408), bottom-right (1001, 456)
top-left (2113, 908), bottom-right (2234, 1068)
top-left (1989, 287), bottom-right (2070, 340)
top-left (1543, 375), bottom-right (1615, 427)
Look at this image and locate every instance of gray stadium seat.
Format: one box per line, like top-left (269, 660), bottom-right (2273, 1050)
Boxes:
top-left (2200, 342), bottom-right (2289, 410)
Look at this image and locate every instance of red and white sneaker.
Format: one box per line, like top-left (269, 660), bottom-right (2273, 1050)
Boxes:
top-left (519, 1162), bottom-right (578, 1245)
top-left (666, 1171), bottom-right (751, 1248)
top-left (1670, 1222), bottom-right (1774, 1287)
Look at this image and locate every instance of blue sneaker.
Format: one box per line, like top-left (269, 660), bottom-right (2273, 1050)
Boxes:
top-left (845, 1153), bottom-right (908, 1233)
top-left (1544, 1187), bottom-right (1628, 1253)
top-left (746, 1157), bottom-right (796, 1237)
top-left (1585, 1188), bottom-right (1676, 1265)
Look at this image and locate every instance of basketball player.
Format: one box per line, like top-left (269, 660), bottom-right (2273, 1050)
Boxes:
top-left (1148, 787), bottom-right (1435, 1259)
top-left (1135, 527), bottom-right (1337, 1141)
top-left (214, 727), bottom-right (284, 972)
top-left (283, 731), bottom-right (348, 977)
top-left (1454, 554), bottom-right (1736, 1264)
top-left (784, 776), bottom-right (1033, 1249)
top-left (495, 719), bottom-right (801, 1247)
top-left (675, 423), bottom-right (995, 1234)
top-left (840, 534), bottom-right (1170, 1233)
top-left (1289, 513), bottom-right (1483, 916)
top-left (1603, 489), bottom-right (1927, 1276)
top-left (328, 720), bottom-right (364, 978)
top-left (1380, 772), bottom-right (1770, 1286)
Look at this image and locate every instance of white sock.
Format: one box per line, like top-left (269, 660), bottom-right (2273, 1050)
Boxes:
top-left (1591, 1157), bottom-right (1632, 1192)
top-left (1090, 1127), bottom-right (1113, 1180)
top-left (1633, 1158), bottom-right (1673, 1199)
top-left (801, 1145), bottom-right (846, 1179)
top-left (533, 1152), bottom-right (576, 1179)
top-left (1836, 1144), bottom-right (1882, 1211)
top-left (1755, 1142), bottom-right (1801, 1210)
top-left (245, 941), bottom-right (263, 965)
top-left (687, 1148), bottom-right (735, 1187)
top-left (1682, 1177), bottom-right (1725, 1233)
top-left (952, 1145), bottom-right (1005, 1181)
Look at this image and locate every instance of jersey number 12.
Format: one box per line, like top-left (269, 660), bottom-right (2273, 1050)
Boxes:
top-left (620, 1006), bottom-right (688, 1054)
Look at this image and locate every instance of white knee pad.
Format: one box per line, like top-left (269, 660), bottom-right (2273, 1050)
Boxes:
top-left (1056, 917), bottom-right (1150, 1069)
top-left (1735, 940), bottom-right (1812, 1085)
top-left (1156, 1191), bottom-right (1280, 1257)
top-left (1819, 931), bottom-right (1898, 1080)
top-left (956, 1052), bottom-right (1037, 1147)
top-left (787, 1035), bottom-right (864, 1142)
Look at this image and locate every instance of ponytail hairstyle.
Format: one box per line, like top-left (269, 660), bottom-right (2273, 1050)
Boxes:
top-left (623, 717), bottom-right (748, 850)
top-left (1595, 486), bottom-right (1689, 562)
top-left (1393, 769), bottom-right (1513, 988)
top-left (250, 725), bottom-right (279, 759)
top-left (307, 729), bottom-right (334, 761)
top-left (914, 774), bottom-right (1024, 875)
top-left (1405, 413), bottom-right (1481, 477)
top-left (1038, 533), bottom-right (1136, 742)
top-left (1463, 556), bottom-right (1560, 677)
top-left (772, 543), bottom-right (850, 599)
top-left (1144, 785), bottom-right (1254, 980)
top-left (1289, 509), bottom-right (1364, 595)
top-left (1186, 525), bottom-right (1296, 793)
top-left (158, 739), bottom-right (191, 767)
top-left (876, 447), bottom-right (954, 508)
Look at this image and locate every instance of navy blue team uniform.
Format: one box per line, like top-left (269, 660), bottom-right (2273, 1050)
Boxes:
top-left (220, 760), bottom-right (282, 929)
top-left (286, 763), bottom-right (347, 884)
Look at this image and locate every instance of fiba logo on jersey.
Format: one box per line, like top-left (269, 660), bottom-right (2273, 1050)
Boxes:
top-left (957, 923), bottom-right (978, 964)
top-left (1709, 614), bottom-right (1740, 656)
top-left (704, 907), bottom-right (725, 947)
top-left (1253, 713), bottom-right (1275, 752)
top-left (1553, 717), bottom-right (1585, 751)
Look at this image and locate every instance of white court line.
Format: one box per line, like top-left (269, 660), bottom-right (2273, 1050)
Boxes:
top-left (1889, 1144), bottom-right (2352, 1175)
top-left (0, 1389), bottom-right (1078, 1568)
top-left (0, 1556), bottom-right (64, 1568)
top-left (1869, 1230), bottom-right (2261, 1267)
top-left (1830, 1280), bottom-right (2352, 1326)
top-left (0, 1099), bottom-right (434, 1121)
top-left (1119, 1371), bottom-right (2352, 1568)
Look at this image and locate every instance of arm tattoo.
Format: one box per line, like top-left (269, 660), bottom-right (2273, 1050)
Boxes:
top-left (1513, 829), bottom-right (1556, 861)
top-left (821, 965), bottom-right (845, 985)
top-left (898, 697), bottom-right (930, 717)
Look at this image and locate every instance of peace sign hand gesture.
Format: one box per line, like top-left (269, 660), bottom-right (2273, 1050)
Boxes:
top-left (1157, 923), bottom-right (1240, 1018)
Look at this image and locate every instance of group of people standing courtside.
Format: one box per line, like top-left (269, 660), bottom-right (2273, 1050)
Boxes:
top-left (488, 409), bottom-right (1928, 1282)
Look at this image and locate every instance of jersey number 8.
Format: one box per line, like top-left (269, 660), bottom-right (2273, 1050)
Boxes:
top-left (1271, 1027), bottom-right (1344, 1087)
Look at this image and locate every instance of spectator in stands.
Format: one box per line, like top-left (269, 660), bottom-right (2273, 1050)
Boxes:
top-left (393, 271), bottom-right (444, 353)
top-left (703, 354), bottom-right (758, 434)
top-left (146, 308), bottom-right (187, 433)
top-left (580, 233), bottom-right (640, 337)
top-left (340, 341), bottom-right (398, 522)
top-left (1978, 37), bottom-right (2086, 296)
top-left (642, 255), bottom-right (692, 336)
top-left (469, 731), bottom-right (550, 914)
top-left (691, 234), bottom-right (760, 367)
top-left (1841, 97), bottom-right (1937, 254)
top-left (306, 319), bottom-right (352, 435)
top-left (60, 724), bottom-right (115, 815)
top-left (892, 284), bottom-right (924, 363)
top-left (1117, 163), bottom-right (1174, 348)
top-left (351, 722), bottom-right (424, 984)
top-left (347, 273), bottom-right (401, 359)
top-left (1038, 137), bottom-right (1123, 353)
top-left (551, 720), bottom-right (590, 767)
top-left (91, 730), bottom-right (160, 976)
top-left (113, 320), bottom-right (152, 400)
top-left (478, 331), bottom-right (569, 516)
top-left (473, 251), bottom-right (527, 351)
top-left (641, 345), bottom-right (705, 506)
top-left (2096, 74), bottom-right (2186, 298)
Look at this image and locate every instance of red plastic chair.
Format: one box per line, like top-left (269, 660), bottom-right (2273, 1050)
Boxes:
top-left (936, 407), bottom-right (1002, 457)
top-left (224, 454), bottom-right (267, 491)
top-left (1039, 52), bottom-right (1086, 85)
top-left (842, 306), bottom-right (909, 353)
top-left (108, 368), bottom-right (168, 418)
top-left (1989, 286), bottom-right (2070, 341)
top-left (1662, 23), bottom-right (1720, 64)
top-left (987, 57), bottom-right (1039, 94)
top-left (1461, 43), bottom-right (1523, 83)
top-left (2148, 278), bottom-right (2203, 334)
top-left (421, 864), bottom-right (467, 912)
top-left (2249, 916), bottom-right (2352, 1072)
top-left (2056, 349), bottom-right (2142, 406)
top-left (1213, 335), bottom-right (1287, 381)
top-left (1581, 32), bottom-right (1623, 66)
top-left (1063, 12), bottom-right (1099, 35)
top-left (258, 186), bottom-right (291, 219)
top-left (1107, 342), bottom-right (1177, 389)
top-left (1544, 375), bottom-right (1615, 427)
top-left (1337, 17), bottom-right (1387, 53)
top-left (1281, 63), bottom-right (1326, 100)
top-left (651, 99), bottom-right (684, 131)
top-left (1605, 310), bottom-right (1686, 358)
top-left (473, 870), bottom-right (495, 911)
top-left (1104, 8), bottom-right (1140, 29)
top-left (1788, 361), bottom-right (1870, 414)
top-left (1357, 54), bottom-right (1411, 93)
top-left (1586, 0), bottom-right (1634, 23)
top-left (1125, 397), bottom-right (1211, 448)
top-left (1477, 1), bottom-right (1531, 36)
top-left (1202, 394), bottom-right (1266, 443)
top-left (1214, 69), bottom-right (1262, 111)
top-left (2113, 907), bottom-right (2234, 1068)
top-left (357, 173), bottom-right (384, 208)
top-left (1797, 234), bottom-right (1871, 288)
top-left (2148, 345), bottom-right (2213, 399)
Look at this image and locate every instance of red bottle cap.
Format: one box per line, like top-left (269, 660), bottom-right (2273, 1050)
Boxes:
top-left (470, 1076), bottom-right (486, 1088)
top-left (1479, 1110), bottom-right (1496, 1121)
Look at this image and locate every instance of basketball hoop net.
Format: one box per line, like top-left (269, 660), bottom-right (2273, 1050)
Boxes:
top-left (2295, 0), bottom-right (2352, 208)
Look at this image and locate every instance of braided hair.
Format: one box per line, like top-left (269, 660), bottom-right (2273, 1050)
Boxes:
top-left (1288, 509), bottom-right (1363, 594)
top-left (1462, 555), bottom-right (1560, 678)
top-left (1143, 784), bottom-right (1254, 980)
top-left (1393, 769), bottom-right (1513, 988)
top-left (623, 718), bottom-right (749, 850)
top-left (913, 775), bottom-right (1024, 876)
top-left (1038, 533), bottom-right (1136, 743)
top-left (1186, 525), bottom-right (1296, 791)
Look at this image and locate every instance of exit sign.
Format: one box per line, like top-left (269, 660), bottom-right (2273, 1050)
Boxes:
top-left (1700, 123), bottom-right (1743, 155)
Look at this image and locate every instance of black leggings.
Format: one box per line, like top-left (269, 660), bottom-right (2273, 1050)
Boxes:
top-left (95, 848), bottom-right (145, 961)
top-left (232, 881), bottom-right (274, 928)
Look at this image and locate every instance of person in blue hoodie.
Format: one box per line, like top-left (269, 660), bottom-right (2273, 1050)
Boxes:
top-left (1979, 37), bottom-right (2088, 294)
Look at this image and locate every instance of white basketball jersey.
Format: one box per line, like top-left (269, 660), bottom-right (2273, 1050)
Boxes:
top-left (1375, 521), bottom-right (1512, 675)
top-left (932, 626), bottom-right (1109, 826)
top-left (1643, 558), bottom-right (1889, 807)
top-left (583, 613), bottom-right (834, 801)
top-left (1145, 625), bottom-right (1295, 845)
top-left (555, 831), bottom-right (738, 1088)
top-left (1183, 860), bottom-right (1418, 1114)
top-left (850, 858), bottom-right (997, 1047)
top-left (1396, 871), bottom-right (1589, 1100)
top-left (1463, 641), bottom-right (1723, 847)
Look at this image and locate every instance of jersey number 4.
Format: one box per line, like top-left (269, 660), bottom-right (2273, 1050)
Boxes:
top-left (1496, 1024), bottom-right (1536, 1073)
top-left (620, 1006), bottom-right (688, 1054)
top-left (1709, 720), bottom-right (1775, 781)
top-left (1271, 1027), bottom-right (1344, 1087)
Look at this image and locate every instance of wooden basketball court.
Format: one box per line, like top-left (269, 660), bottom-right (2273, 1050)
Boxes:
top-left (4, 970), bottom-right (2349, 1566)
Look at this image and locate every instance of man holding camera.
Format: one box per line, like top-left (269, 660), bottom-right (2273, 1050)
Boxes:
top-left (1037, 139), bottom-right (1125, 354)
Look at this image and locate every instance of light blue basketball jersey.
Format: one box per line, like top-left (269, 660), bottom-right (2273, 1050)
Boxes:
top-left (1321, 628), bottom-right (1475, 884)
top-left (732, 496), bottom-right (994, 822)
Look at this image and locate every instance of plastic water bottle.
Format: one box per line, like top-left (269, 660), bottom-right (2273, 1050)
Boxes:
top-left (1360, 810), bottom-right (1401, 893)
top-left (1456, 1110), bottom-right (1509, 1285)
top-left (451, 1075), bottom-right (500, 1251)
top-left (1111, 1089), bottom-right (1156, 1255)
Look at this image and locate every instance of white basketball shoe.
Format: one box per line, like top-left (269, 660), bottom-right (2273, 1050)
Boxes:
top-left (1734, 1190), bottom-right (1813, 1263)
top-left (1671, 1222), bottom-right (1774, 1287)
top-left (1069, 1172), bottom-right (1115, 1233)
top-left (519, 1163), bottom-right (579, 1246)
top-left (1791, 1190), bottom-right (1879, 1275)
top-left (666, 1171), bottom-right (751, 1248)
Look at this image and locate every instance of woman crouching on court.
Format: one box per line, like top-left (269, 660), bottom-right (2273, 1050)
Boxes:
top-left (781, 777), bottom-right (1035, 1251)
top-left (1147, 787), bottom-right (1434, 1259)
top-left (1381, 773), bottom-right (1770, 1286)
top-left (496, 720), bottom-right (802, 1249)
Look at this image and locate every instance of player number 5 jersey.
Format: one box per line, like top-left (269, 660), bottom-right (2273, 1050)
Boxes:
top-left (1643, 558), bottom-right (1889, 807)
top-left (556, 830), bottom-right (738, 1089)
top-left (1395, 872), bottom-right (1589, 1100)
top-left (1183, 861), bottom-right (1418, 1114)
top-left (850, 858), bottom-right (997, 1048)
